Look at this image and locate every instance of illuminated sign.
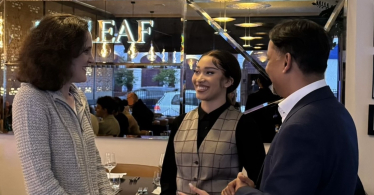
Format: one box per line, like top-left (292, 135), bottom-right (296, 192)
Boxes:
top-left (95, 19), bottom-right (153, 44)
top-left (32, 19), bottom-right (153, 44)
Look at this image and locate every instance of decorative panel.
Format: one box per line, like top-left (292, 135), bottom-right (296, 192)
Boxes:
top-left (6, 1), bottom-right (43, 63)
top-left (94, 67), bottom-right (113, 98)
top-left (74, 67), bottom-right (95, 100)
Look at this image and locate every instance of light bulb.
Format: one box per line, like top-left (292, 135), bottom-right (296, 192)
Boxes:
top-left (127, 43), bottom-right (138, 62)
top-left (147, 42), bottom-right (157, 62)
top-left (100, 43), bottom-right (111, 58)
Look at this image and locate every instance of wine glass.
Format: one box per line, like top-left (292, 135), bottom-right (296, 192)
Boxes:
top-left (153, 171), bottom-right (161, 186)
top-left (103, 153), bottom-right (117, 180)
top-left (159, 153), bottom-right (165, 172)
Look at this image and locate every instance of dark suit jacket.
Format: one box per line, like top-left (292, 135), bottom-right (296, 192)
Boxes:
top-left (237, 86), bottom-right (359, 195)
top-left (132, 99), bottom-right (154, 130)
top-left (246, 88), bottom-right (282, 143)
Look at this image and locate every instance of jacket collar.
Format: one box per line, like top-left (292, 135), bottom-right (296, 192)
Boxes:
top-left (282, 86), bottom-right (335, 125)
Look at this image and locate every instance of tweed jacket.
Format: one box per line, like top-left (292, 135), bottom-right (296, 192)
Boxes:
top-left (13, 83), bottom-right (114, 195)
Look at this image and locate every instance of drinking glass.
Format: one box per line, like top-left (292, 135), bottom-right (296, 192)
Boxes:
top-left (153, 171), bottom-right (161, 186)
top-left (110, 175), bottom-right (121, 190)
top-left (103, 153), bottom-right (117, 180)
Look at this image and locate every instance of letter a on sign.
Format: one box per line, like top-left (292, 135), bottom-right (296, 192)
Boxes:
top-left (115, 19), bottom-right (135, 43)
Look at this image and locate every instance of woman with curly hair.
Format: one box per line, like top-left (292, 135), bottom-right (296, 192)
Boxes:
top-left (13, 14), bottom-right (115, 194)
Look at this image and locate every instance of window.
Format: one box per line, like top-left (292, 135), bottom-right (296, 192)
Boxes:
top-left (171, 94), bottom-right (180, 105)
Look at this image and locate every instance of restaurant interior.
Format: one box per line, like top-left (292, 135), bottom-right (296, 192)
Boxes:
top-left (0, 0), bottom-right (373, 194)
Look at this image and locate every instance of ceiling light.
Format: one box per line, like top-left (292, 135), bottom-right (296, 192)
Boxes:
top-left (234, 23), bottom-right (263, 28)
top-left (254, 46), bottom-right (262, 49)
top-left (240, 36), bottom-right (262, 40)
top-left (243, 44), bottom-right (251, 47)
top-left (258, 55), bottom-right (267, 62)
top-left (227, 3), bottom-right (271, 9)
top-left (256, 32), bottom-right (267, 35)
top-left (213, 17), bottom-right (236, 22)
top-left (256, 43), bottom-right (265, 46)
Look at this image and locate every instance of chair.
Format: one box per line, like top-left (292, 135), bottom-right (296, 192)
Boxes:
top-left (111, 164), bottom-right (160, 177)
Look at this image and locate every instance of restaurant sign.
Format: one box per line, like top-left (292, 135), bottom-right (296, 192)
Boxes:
top-left (95, 19), bottom-right (154, 44)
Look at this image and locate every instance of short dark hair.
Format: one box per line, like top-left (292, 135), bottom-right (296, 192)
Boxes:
top-left (97, 96), bottom-right (117, 115)
top-left (269, 19), bottom-right (331, 75)
top-left (200, 50), bottom-right (241, 93)
top-left (17, 14), bottom-right (89, 91)
top-left (113, 97), bottom-right (125, 112)
top-left (122, 99), bottom-right (128, 107)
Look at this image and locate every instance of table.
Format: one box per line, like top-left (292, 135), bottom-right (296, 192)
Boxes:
top-left (119, 176), bottom-right (158, 195)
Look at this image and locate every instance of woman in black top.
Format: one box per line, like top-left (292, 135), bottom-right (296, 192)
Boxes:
top-left (160, 50), bottom-right (265, 195)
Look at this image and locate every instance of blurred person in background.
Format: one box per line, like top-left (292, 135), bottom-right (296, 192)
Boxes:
top-left (95, 96), bottom-right (120, 137)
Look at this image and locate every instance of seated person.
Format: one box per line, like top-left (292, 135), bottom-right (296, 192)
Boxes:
top-left (245, 75), bottom-right (282, 143)
top-left (127, 92), bottom-right (154, 130)
top-left (90, 113), bottom-right (99, 135)
top-left (95, 96), bottom-right (120, 136)
top-left (113, 97), bottom-right (130, 137)
top-left (122, 99), bottom-right (141, 135)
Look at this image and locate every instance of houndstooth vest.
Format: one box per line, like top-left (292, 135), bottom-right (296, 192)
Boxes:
top-left (174, 106), bottom-right (242, 195)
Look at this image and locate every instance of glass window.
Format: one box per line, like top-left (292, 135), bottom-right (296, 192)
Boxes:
top-left (171, 94), bottom-right (180, 105)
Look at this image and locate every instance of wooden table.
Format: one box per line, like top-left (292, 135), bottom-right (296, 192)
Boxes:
top-left (119, 176), bottom-right (158, 195)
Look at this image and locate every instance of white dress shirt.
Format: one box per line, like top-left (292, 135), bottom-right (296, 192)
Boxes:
top-left (278, 79), bottom-right (327, 122)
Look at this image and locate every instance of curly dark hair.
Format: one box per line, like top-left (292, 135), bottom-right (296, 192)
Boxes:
top-left (17, 14), bottom-right (89, 91)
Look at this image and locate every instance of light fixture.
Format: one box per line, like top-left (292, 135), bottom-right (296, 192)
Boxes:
top-left (256, 43), bottom-right (265, 46)
top-left (258, 55), bottom-right (267, 63)
top-left (227, 3), bottom-right (271, 9)
top-left (213, 0), bottom-right (235, 33)
top-left (256, 32), bottom-right (267, 35)
top-left (147, 41), bottom-right (157, 62)
top-left (188, 59), bottom-right (194, 70)
top-left (234, 23), bottom-right (262, 28)
top-left (254, 46), bottom-right (262, 49)
top-left (127, 42), bottom-right (138, 62)
top-left (213, 17), bottom-right (235, 22)
top-left (243, 44), bottom-right (251, 47)
top-left (240, 36), bottom-right (262, 40)
top-left (173, 50), bottom-right (177, 63)
top-left (162, 49), bottom-right (166, 62)
top-left (100, 43), bottom-right (111, 58)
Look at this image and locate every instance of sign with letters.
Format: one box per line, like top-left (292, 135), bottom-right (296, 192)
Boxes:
top-left (95, 19), bottom-right (153, 44)
top-left (32, 19), bottom-right (153, 44)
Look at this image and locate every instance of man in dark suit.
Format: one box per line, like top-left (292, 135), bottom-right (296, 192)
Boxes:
top-left (184, 19), bottom-right (360, 195)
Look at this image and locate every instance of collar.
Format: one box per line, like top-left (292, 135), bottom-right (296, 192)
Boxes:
top-left (278, 79), bottom-right (327, 122)
top-left (198, 101), bottom-right (231, 121)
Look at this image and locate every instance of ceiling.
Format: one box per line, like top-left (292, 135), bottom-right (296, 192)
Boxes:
top-left (76, 0), bottom-right (337, 51)
top-left (80, 0), bottom-right (324, 18)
